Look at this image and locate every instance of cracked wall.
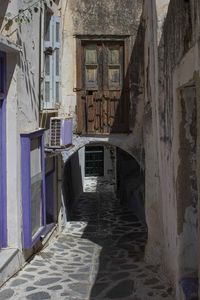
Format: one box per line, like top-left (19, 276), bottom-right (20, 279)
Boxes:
top-left (0, 0), bottom-right (42, 251)
top-left (143, 0), bottom-right (200, 296)
top-left (61, 0), bottom-right (144, 158)
top-left (177, 86), bottom-right (198, 278)
top-left (0, 0), bottom-right (61, 273)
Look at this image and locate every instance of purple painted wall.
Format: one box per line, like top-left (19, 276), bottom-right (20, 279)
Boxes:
top-left (21, 129), bottom-right (46, 249)
top-left (61, 118), bottom-right (72, 146)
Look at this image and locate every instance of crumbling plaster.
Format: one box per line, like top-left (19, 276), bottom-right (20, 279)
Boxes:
top-left (172, 45), bottom-right (200, 295)
top-left (144, 0), bottom-right (200, 295)
top-left (0, 0), bottom-right (54, 250)
top-left (143, 0), bottom-right (166, 267)
top-left (60, 0), bottom-right (144, 151)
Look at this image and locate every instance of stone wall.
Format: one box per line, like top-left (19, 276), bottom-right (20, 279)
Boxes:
top-left (143, 0), bottom-right (200, 296)
top-left (0, 0), bottom-right (42, 252)
top-left (0, 0), bottom-right (61, 284)
top-left (60, 0), bottom-right (144, 156)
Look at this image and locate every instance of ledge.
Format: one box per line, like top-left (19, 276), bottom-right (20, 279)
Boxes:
top-left (0, 35), bottom-right (22, 53)
top-left (0, 248), bottom-right (22, 287)
top-left (21, 128), bottom-right (45, 137)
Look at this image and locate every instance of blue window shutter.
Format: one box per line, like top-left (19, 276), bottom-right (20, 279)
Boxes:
top-left (43, 15), bottom-right (60, 109)
top-left (52, 16), bottom-right (60, 106)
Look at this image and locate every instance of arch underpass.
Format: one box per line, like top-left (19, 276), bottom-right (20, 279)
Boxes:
top-left (62, 142), bottom-right (147, 297)
top-left (62, 141), bottom-right (145, 222)
top-left (61, 135), bottom-right (144, 168)
top-left (58, 142), bottom-right (174, 299)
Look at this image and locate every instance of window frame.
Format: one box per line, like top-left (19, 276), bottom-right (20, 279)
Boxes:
top-left (84, 44), bottom-right (99, 90)
top-left (43, 14), bottom-right (61, 109)
top-left (82, 41), bottom-right (124, 91)
top-left (106, 43), bottom-right (123, 90)
top-left (21, 129), bottom-right (46, 249)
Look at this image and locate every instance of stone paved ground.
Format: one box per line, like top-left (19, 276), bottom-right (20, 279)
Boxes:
top-left (0, 188), bottom-right (174, 300)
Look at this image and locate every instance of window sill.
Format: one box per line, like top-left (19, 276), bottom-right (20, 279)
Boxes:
top-left (40, 109), bottom-right (59, 113)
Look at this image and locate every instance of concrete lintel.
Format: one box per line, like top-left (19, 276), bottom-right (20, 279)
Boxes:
top-left (0, 35), bottom-right (22, 53)
top-left (61, 134), bottom-right (144, 168)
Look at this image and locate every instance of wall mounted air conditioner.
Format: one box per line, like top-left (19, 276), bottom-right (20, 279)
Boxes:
top-left (49, 117), bottom-right (73, 148)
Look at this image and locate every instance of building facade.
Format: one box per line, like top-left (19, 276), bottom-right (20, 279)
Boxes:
top-left (0, 0), bottom-right (61, 284)
top-left (143, 0), bottom-right (200, 298)
top-left (0, 0), bottom-right (200, 298)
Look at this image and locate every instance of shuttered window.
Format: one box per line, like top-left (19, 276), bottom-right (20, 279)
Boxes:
top-left (85, 45), bottom-right (98, 89)
top-left (43, 14), bottom-right (60, 109)
top-left (83, 42), bottom-right (123, 91)
top-left (77, 40), bottom-right (129, 134)
top-left (108, 46), bottom-right (122, 89)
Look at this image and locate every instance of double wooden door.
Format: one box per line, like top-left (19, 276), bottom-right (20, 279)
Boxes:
top-left (76, 41), bottom-right (129, 134)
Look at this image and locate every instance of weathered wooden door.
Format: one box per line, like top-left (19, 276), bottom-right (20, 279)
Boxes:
top-left (77, 41), bottom-right (129, 134)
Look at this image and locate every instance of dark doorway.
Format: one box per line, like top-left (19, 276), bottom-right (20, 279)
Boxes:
top-left (85, 145), bottom-right (104, 177)
top-left (45, 156), bottom-right (57, 225)
top-left (62, 147), bottom-right (149, 298)
top-left (117, 148), bottom-right (145, 223)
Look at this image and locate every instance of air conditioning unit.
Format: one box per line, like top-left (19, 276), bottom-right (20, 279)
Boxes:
top-left (49, 117), bottom-right (73, 148)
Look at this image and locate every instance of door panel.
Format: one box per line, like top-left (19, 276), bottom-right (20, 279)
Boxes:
top-left (77, 41), bottom-right (129, 134)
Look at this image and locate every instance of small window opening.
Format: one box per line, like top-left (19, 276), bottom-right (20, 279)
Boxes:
top-left (87, 91), bottom-right (93, 95)
top-left (85, 146), bottom-right (104, 177)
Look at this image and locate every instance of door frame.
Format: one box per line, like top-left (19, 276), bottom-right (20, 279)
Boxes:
top-left (76, 35), bottom-right (130, 135)
top-left (0, 51), bottom-right (7, 248)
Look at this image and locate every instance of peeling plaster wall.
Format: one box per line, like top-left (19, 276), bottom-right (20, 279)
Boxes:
top-left (0, 0), bottom-right (42, 252)
top-left (172, 45), bottom-right (200, 297)
top-left (0, 0), bottom-right (59, 255)
top-left (142, 0), bottom-right (169, 267)
top-left (61, 0), bottom-right (144, 158)
top-left (158, 0), bottom-right (200, 292)
top-left (176, 86), bottom-right (198, 278)
top-left (144, 0), bottom-right (200, 295)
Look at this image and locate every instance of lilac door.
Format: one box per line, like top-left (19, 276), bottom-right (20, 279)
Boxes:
top-left (0, 51), bottom-right (7, 248)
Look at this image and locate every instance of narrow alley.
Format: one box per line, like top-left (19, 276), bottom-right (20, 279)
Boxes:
top-left (1, 1), bottom-right (200, 298)
top-left (0, 182), bottom-right (174, 300)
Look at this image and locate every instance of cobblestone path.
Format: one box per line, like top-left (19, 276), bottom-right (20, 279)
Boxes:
top-left (0, 191), bottom-right (174, 300)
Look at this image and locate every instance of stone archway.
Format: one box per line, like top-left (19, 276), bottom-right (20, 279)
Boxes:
top-left (61, 136), bottom-right (145, 224)
top-left (61, 135), bottom-right (144, 169)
